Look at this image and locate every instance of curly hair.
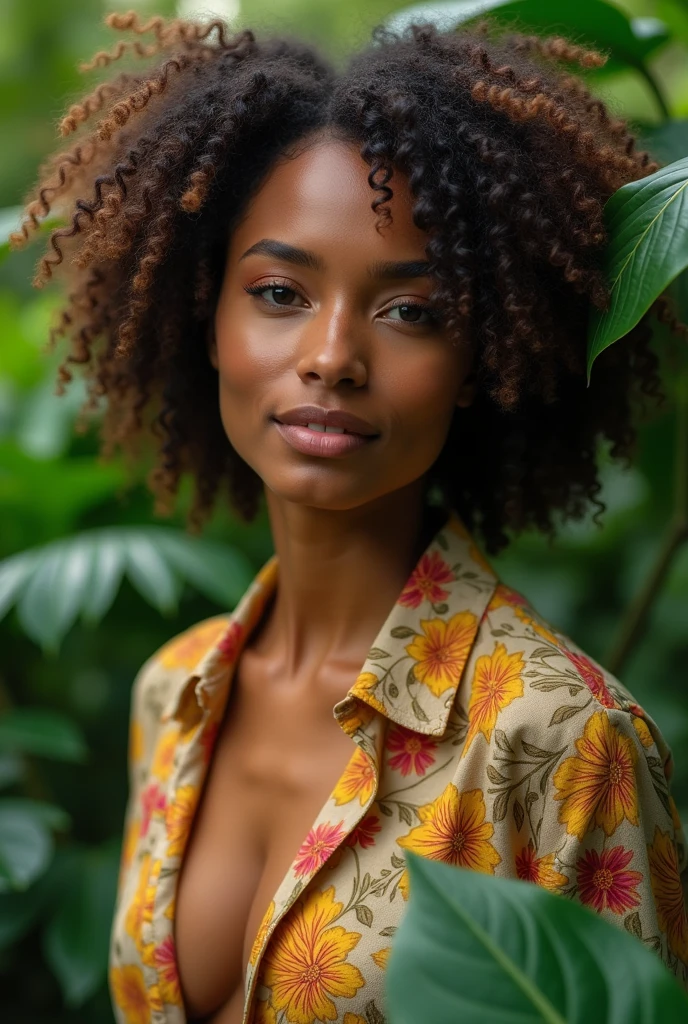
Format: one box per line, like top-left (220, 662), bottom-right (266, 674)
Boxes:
top-left (11, 11), bottom-right (685, 553)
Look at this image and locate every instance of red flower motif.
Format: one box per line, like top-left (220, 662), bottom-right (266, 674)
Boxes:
top-left (346, 814), bottom-right (382, 849)
top-left (216, 621), bottom-right (244, 663)
top-left (576, 846), bottom-right (643, 914)
top-left (563, 649), bottom-right (616, 709)
top-left (140, 781), bottom-right (166, 837)
top-left (386, 724), bottom-right (437, 777)
top-left (293, 820), bottom-right (347, 878)
top-left (200, 720), bottom-right (219, 766)
top-left (399, 551), bottom-right (454, 608)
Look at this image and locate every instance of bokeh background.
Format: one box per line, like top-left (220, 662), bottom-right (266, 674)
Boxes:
top-left (1, 1), bottom-right (687, 1020)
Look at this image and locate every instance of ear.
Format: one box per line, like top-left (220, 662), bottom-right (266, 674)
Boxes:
top-left (206, 320), bottom-right (219, 371)
top-left (455, 369), bottom-right (476, 409)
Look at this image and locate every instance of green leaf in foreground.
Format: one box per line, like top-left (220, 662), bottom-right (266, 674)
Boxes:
top-left (385, 851), bottom-right (688, 1024)
top-left (587, 155), bottom-right (688, 382)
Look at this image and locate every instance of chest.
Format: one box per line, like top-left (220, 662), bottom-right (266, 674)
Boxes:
top-left (172, 656), bottom-right (358, 1022)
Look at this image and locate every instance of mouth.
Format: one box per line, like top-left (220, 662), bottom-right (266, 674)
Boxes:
top-left (271, 419), bottom-right (379, 458)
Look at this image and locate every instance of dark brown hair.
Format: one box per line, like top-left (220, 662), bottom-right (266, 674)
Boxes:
top-left (12, 12), bottom-right (684, 553)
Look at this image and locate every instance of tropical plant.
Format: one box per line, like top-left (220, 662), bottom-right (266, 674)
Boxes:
top-left (1, 1), bottom-right (687, 1020)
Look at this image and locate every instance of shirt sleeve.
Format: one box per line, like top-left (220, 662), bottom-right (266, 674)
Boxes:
top-left (528, 701), bottom-right (688, 987)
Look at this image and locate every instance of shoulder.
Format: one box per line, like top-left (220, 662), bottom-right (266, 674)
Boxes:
top-left (129, 613), bottom-right (232, 746)
top-left (472, 581), bottom-right (670, 762)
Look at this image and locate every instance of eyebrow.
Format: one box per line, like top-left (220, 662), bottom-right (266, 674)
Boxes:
top-left (238, 238), bottom-right (432, 280)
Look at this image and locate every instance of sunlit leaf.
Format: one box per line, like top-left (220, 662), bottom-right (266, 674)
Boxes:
top-left (386, 852), bottom-right (688, 1023)
top-left (123, 531), bottom-right (181, 614)
top-left (0, 526), bottom-right (252, 649)
top-left (587, 155), bottom-right (688, 380)
top-left (0, 708), bottom-right (88, 763)
top-left (153, 528), bottom-right (254, 607)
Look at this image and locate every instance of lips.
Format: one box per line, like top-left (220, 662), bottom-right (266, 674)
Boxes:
top-left (273, 405), bottom-right (379, 437)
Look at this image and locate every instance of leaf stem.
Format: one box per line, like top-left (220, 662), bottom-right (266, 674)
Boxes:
top-left (605, 375), bottom-right (688, 674)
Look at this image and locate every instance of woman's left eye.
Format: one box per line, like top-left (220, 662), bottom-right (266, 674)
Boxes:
top-left (384, 303), bottom-right (438, 325)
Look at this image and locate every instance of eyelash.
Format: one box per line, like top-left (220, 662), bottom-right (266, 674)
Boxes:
top-left (242, 279), bottom-right (441, 327)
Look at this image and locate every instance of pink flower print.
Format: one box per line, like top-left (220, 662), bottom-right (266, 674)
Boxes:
top-left (216, 621), bottom-right (244, 663)
top-left (293, 820), bottom-right (347, 878)
top-left (140, 781), bottom-right (166, 838)
top-left (563, 648), bottom-right (616, 709)
top-left (576, 846), bottom-right (642, 914)
top-left (346, 813), bottom-right (382, 850)
top-left (386, 724), bottom-right (437, 777)
top-left (399, 551), bottom-right (454, 609)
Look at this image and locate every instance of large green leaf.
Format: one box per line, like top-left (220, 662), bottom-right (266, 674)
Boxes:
top-left (587, 155), bottom-right (688, 381)
top-left (43, 841), bottom-right (120, 1008)
top-left (0, 708), bottom-right (88, 763)
top-left (386, 852), bottom-right (688, 1023)
top-left (0, 526), bottom-right (255, 650)
top-left (386, 0), bottom-right (671, 77)
top-left (0, 801), bottom-right (53, 892)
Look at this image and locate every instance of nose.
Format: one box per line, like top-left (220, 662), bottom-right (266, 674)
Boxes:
top-left (295, 298), bottom-right (368, 389)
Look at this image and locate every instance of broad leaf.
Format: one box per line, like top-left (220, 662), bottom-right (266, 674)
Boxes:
top-left (0, 526), bottom-right (253, 650)
top-left (0, 802), bottom-right (53, 892)
top-left (587, 155), bottom-right (688, 380)
top-left (386, 0), bottom-right (670, 76)
top-left (43, 841), bottom-right (120, 1007)
top-left (386, 851), bottom-right (688, 1023)
top-left (0, 708), bottom-right (88, 763)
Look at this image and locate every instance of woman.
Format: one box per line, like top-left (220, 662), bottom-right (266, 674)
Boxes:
top-left (14, 11), bottom-right (688, 1024)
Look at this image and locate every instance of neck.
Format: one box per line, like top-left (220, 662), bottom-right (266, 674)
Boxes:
top-left (251, 479), bottom-right (443, 686)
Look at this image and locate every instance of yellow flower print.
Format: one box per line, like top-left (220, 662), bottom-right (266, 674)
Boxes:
top-left (109, 964), bottom-right (152, 1024)
top-left (125, 854), bottom-right (151, 948)
top-left (119, 814), bottom-right (141, 886)
top-left (350, 673), bottom-right (387, 717)
top-left (632, 715), bottom-right (654, 749)
top-left (397, 784), bottom-right (501, 873)
top-left (462, 642), bottom-right (525, 754)
top-left (142, 859), bottom-right (162, 934)
top-left (343, 1015), bottom-right (368, 1024)
top-left (159, 615), bottom-right (231, 670)
top-left (332, 746), bottom-right (376, 807)
top-left (553, 711), bottom-right (638, 841)
top-left (648, 826), bottom-right (688, 963)
top-left (173, 680), bottom-right (204, 743)
top-left (515, 841), bottom-right (568, 890)
top-left (261, 886), bottom-right (365, 1024)
top-left (166, 784), bottom-right (199, 857)
top-left (371, 947), bottom-right (391, 969)
top-left (250, 899), bottom-right (275, 967)
top-left (129, 718), bottom-right (144, 762)
top-left (150, 725), bottom-right (179, 782)
top-left (405, 611), bottom-right (478, 698)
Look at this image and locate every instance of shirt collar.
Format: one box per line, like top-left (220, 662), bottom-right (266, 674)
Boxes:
top-left (162, 509), bottom-right (499, 737)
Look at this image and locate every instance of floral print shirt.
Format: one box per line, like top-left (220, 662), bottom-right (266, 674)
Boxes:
top-left (109, 510), bottom-right (688, 1024)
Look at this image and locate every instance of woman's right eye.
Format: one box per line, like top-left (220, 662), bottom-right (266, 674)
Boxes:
top-left (243, 282), bottom-right (306, 307)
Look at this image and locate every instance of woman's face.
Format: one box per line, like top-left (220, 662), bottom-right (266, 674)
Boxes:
top-left (211, 137), bottom-right (475, 512)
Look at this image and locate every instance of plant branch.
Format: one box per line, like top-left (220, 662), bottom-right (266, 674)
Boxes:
top-left (606, 375), bottom-right (688, 675)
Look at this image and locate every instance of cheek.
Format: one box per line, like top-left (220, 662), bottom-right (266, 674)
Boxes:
top-left (385, 350), bottom-right (461, 446)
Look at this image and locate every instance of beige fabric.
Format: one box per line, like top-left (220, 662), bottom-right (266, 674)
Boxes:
top-left (108, 510), bottom-right (688, 1024)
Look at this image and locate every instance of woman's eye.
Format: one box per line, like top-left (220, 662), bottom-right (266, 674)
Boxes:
top-left (244, 283), bottom-right (305, 307)
top-left (385, 303), bottom-right (437, 325)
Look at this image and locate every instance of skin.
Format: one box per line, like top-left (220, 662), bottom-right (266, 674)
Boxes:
top-left (176, 135), bottom-right (479, 1024)
top-left (209, 134), bottom-right (477, 688)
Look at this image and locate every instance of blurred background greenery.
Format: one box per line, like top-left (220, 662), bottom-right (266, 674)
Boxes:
top-left (1, 0), bottom-right (687, 1020)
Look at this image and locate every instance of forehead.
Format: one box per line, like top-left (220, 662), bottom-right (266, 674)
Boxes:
top-left (227, 138), bottom-right (431, 260)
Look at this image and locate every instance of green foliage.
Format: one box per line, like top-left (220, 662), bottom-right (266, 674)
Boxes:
top-left (1, 1), bottom-right (687, 1021)
top-left (587, 156), bottom-right (688, 380)
top-left (386, 852), bottom-right (688, 1023)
